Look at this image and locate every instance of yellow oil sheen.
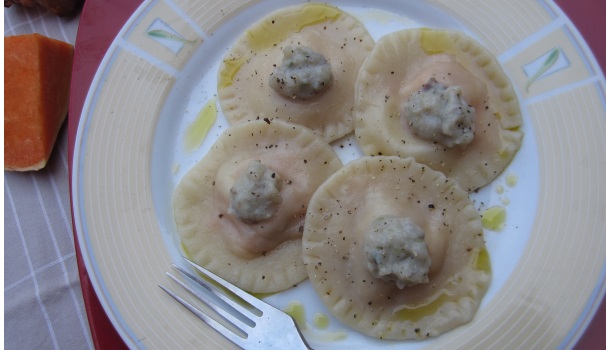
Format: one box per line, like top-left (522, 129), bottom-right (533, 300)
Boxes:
top-left (313, 313), bottom-right (330, 329)
top-left (420, 29), bottom-right (454, 54)
top-left (218, 56), bottom-right (247, 89)
top-left (505, 173), bottom-right (518, 187)
top-left (474, 248), bottom-right (491, 273)
top-left (495, 184), bottom-right (504, 194)
top-left (246, 3), bottom-right (342, 51)
top-left (184, 98), bottom-right (217, 151)
top-left (283, 301), bottom-right (308, 330)
top-left (482, 206), bottom-right (506, 231)
top-left (394, 248), bottom-right (490, 322)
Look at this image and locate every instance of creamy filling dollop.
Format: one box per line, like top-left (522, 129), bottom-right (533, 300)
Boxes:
top-left (403, 78), bottom-right (475, 148)
top-left (269, 45), bottom-right (332, 100)
top-left (228, 160), bottom-right (282, 224)
top-left (364, 216), bottom-right (431, 289)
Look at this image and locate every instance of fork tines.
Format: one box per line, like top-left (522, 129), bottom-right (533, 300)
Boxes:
top-left (159, 257), bottom-right (310, 349)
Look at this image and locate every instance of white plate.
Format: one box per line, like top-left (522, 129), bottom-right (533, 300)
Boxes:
top-left (72, 0), bottom-right (606, 348)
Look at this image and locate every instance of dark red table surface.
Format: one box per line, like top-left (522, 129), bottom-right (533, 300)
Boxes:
top-left (67, 0), bottom-right (606, 348)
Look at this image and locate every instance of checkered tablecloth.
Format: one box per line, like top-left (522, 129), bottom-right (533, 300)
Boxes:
top-left (4, 5), bottom-right (93, 349)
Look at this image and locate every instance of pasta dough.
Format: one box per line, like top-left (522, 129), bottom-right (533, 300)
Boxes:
top-left (354, 28), bottom-right (523, 191)
top-left (173, 119), bottom-right (342, 293)
top-left (303, 156), bottom-right (491, 339)
top-left (218, 3), bottom-right (374, 143)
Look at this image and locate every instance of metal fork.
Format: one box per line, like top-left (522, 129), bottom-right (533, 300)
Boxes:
top-left (159, 257), bottom-right (311, 349)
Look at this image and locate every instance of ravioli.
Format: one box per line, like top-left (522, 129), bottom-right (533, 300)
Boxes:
top-left (354, 29), bottom-right (523, 191)
top-left (173, 119), bottom-right (342, 293)
top-left (302, 156), bottom-right (491, 340)
top-left (217, 3), bottom-right (374, 143)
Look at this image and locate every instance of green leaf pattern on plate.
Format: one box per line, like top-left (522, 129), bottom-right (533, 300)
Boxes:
top-left (147, 29), bottom-right (197, 45)
top-left (525, 47), bottom-right (560, 92)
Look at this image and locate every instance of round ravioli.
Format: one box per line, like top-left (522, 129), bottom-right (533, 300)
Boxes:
top-left (354, 28), bottom-right (523, 191)
top-left (173, 119), bottom-right (342, 293)
top-left (302, 156), bottom-right (491, 340)
top-left (217, 3), bottom-right (374, 143)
